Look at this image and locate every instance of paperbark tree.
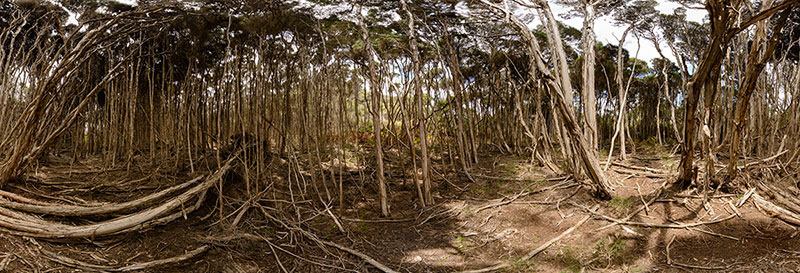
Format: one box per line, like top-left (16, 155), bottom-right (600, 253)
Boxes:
top-left (400, 0), bottom-right (433, 206)
top-left (727, 4), bottom-right (791, 181)
top-left (478, 0), bottom-right (613, 199)
top-left (676, 0), bottom-right (797, 188)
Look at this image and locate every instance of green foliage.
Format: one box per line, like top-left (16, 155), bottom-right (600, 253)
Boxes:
top-left (461, 206), bottom-right (474, 218)
top-left (472, 181), bottom-right (500, 197)
top-left (501, 161), bottom-right (520, 175)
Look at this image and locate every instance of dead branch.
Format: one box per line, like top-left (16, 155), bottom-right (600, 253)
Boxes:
top-left (0, 176), bottom-right (204, 216)
top-left (42, 245), bottom-right (209, 271)
top-left (0, 153), bottom-right (238, 239)
top-left (474, 180), bottom-right (577, 213)
top-left (594, 210), bottom-right (736, 229)
top-left (595, 180), bottom-right (668, 231)
top-left (752, 193), bottom-right (800, 226)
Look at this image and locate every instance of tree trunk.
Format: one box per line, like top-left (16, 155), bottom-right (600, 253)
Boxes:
top-left (728, 6), bottom-right (789, 180)
top-left (357, 7), bottom-right (390, 217)
top-left (581, 2), bottom-right (598, 152)
top-left (400, 0), bottom-right (433, 206)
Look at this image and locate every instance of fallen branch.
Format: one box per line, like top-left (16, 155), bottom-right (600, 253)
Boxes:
top-left (43, 245), bottom-right (209, 271)
top-left (309, 235), bottom-right (399, 273)
top-left (258, 204), bottom-right (400, 273)
top-left (474, 180), bottom-right (576, 214)
top-left (0, 190), bottom-right (54, 206)
top-left (611, 167), bottom-right (670, 178)
top-left (0, 176), bottom-right (204, 216)
top-left (0, 152), bottom-right (238, 239)
top-left (611, 161), bottom-right (668, 174)
top-left (595, 180), bottom-right (667, 232)
top-left (593, 212), bottom-right (736, 229)
top-left (752, 193), bottom-right (800, 226)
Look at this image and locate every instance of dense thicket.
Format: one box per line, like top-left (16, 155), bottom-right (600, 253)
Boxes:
top-left (1, 0), bottom-right (799, 220)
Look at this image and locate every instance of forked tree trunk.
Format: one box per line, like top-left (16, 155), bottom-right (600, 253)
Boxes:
top-left (478, 0), bottom-right (612, 198)
top-left (605, 25), bottom-right (635, 168)
top-left (677, 0), bottom-right (796, 187)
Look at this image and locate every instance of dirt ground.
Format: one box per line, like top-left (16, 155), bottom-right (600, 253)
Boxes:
top-left (0, 146), bottom-right (798, 272)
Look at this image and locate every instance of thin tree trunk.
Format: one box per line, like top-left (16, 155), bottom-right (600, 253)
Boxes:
top-left (400, 0), bottom-right (434, 205)
top-left (728, 6), bottom-right (790, 180)
top-left (357, 6), bottom-right (390, 217)
top-left (581, 1), bottom-right (598, 152)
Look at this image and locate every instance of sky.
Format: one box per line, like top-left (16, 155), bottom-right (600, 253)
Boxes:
top-left (549, 1), bottom-right (707, 63)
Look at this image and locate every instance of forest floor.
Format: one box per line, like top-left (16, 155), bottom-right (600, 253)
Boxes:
top-left (0, 143), bottom-right (798, 272)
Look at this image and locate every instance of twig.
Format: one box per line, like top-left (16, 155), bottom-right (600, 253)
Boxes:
top-left (595, 180), bottom-right (667, 232)
top-left (299, 229), bottom-right (399, 273)
top-left (341, 217), bottom-right (414, 223)
top-left (727, 200), bottom-right (741, 218)
top-left (685, 226), bottom-right (739, 241)
top-left (779, 249), bottom-right (800, 255)
top-left (636, 182), bottom-right (649, 215)
top-left (267, 240), bottom-right (290, 273)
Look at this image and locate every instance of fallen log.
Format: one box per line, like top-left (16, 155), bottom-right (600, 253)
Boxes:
top-left (752, 192), bottom-right (800, 226)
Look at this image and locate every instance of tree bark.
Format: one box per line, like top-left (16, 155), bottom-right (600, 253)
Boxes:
top-left (580, 1), bottom-right (598, 152)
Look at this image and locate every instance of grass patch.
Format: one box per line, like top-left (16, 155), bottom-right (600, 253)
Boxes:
top-left (556, 246), bottom-right (582, 273)
top-left (472, 181), bottom-right (501, 197)
top-left (454, 236), bottom-right (474, 254)
top-left (609, 196), bottom-right (636, 215)
top-left (462, 205), bottom-right (474, 217)
top-left (500, 161), bottom-right (521, 175)
top-left (356, 221), bottom-right (370, 232)
top-left (504, 257), bottom-right (536, 272)
top-left (591, 235), bottom-right (627, 266)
